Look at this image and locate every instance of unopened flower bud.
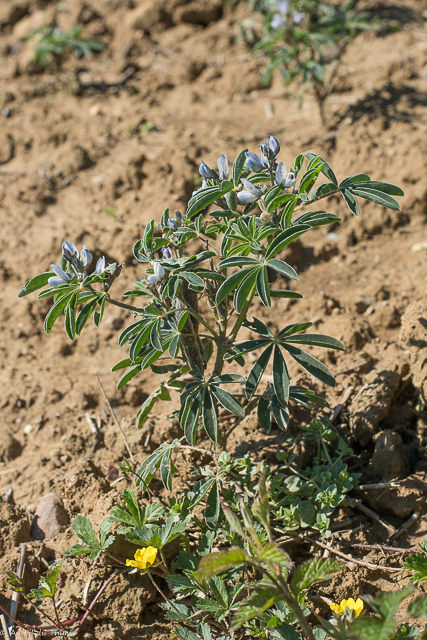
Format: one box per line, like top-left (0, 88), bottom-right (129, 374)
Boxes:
top-left (217, 154), bottom-right (229, 180)
top-left (153, 262), bottom-right (165, 279)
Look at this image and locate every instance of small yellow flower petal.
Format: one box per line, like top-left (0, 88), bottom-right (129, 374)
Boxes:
top-left (330, 597), bottom-right (364, 618)
top-left (126, 547), bottom-right (158, 571)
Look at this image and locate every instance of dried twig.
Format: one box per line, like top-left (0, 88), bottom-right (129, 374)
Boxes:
top-left (336, 537), bottom-right (414, 555)
top-left (300, 536), bottom-right (403, 572)
top-left (389, 512), bottom-right (420, 545)
top-left (95, 374), bottom-right (135, 464)
top-left (0, 614), bottom-right (11, 640)
top-left (343, 497), bottom-right (396, 535)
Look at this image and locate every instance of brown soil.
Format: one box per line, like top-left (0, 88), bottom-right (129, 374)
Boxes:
top-left (1, 0), bottom-right (427, 637)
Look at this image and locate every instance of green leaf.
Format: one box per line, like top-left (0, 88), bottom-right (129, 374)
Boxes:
top-left (211, 386), bottom-right (245, 419)
top-left (408, 593), bottom-right (427, 616)
top-left (160, 447), bottom-right (173, 491)
top-left (219, 256), bottom-right (261, 268)
top-left (293, 211), bottom-right (341, 228)
top-left (234, 268), bottom-right (258, 313)
top-left (282, 333), bottom-right (345, 351)
top-left (29, 561), bottom-right (63, 600)
top-left (93, 295), bottom-right (106, 326)
top-left (232, 587), bottom-right (282, 629)
top-left (136, 384), bottom-right (170, 428)
top-left (7, 571), bottom-right (24, 593)
top-left (187, 183), bottom-right (233, 219)
top-left (233, 149), bottom-right (249, 186)
top-left (198, 548), bottom-right (249, 582)
top-left (18, 272), bottom-right (52, 298)
top-left (204, 481), bottom-right (220, 530)
top-left (339, 174), bottom-right (371, 187)
top-left (292, 558), bottom-right (341, 594)
top-left (270, 290), bottom-right (303, 299)
top-left (143, 219), bottom-right (154, 257)
top-left (181, 390), bottom-right (203, 444)
top-left (246, 345), bottom-right (273, 399)
top-left (266, 258), bottom-right (298, 280)
top-left (341, 188), bottom-right (360, 216)
top-left (216, 268), bottom-right (253, 305)
top-left (363, 585), bottom-right (414, 620)
top-left (282, 343), bottom-right (336, 387)
top-left (203, 390), bottom-right (218, 442)
top-left (350, 187), bottom-right (401, 211)
top-left (273, 346), bottom-right (290, 407)
top-left (349, 618), bottom-right (397, 640)
top-left (44, 290), bottom-right (76, 334)
top-left (64, 291), bottom-right (78, 340)
top-left (76, 298), bottom-right (98, 335)
top-left (267, 193), bottom-right (296, 212)
top-left (117, 365), bottom-right (141, 390)
top-left (304, 153), bottom-right (337, 185)
top-left (64, 515), bottom-right (114, 562)
top-left (265, 225), bottom-right (310, 259)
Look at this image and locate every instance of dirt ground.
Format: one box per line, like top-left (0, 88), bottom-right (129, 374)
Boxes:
top-left (1, 0), bottom-right (427, 637)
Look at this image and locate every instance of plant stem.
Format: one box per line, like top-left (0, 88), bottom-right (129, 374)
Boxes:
top-left (107, 296), bottom-right (143, 313)
top-left (77, 570), bottom-right (123, 634)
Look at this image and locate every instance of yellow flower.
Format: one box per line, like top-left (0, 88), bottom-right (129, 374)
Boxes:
top-left (126, 546), bottom-right (158, 570)
top-left (330, 597), bottom-right (364, 618)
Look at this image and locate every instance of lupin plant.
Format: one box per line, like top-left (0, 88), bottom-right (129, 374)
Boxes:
top-left (17, 137), bottom-right (410, 639)
top-left (19, 135), bottom-right (403, 467)
top-left (246, 0), bottom-right (381, 123)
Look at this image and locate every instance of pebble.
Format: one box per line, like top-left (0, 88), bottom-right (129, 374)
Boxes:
top-left (30, 493), bottom-right (69, 540)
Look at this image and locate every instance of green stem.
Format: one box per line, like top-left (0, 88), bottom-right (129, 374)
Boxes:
top-left (107, 296), bottom-right (143, 313)
top-left (293, 188), bottom-right (339, 213)
top-left (228, 282), bottom-right (257, 343)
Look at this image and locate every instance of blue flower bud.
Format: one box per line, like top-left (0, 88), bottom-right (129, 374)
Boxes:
top-left (217, 154), bottom-right (229, 180)
top-left (167, 219), bottom-right (178, 231)
top-left (240, 178), bottom-right (260, 197)
top-left (174, 210), bottom-right (182, 225)
top-left (292, 9), bottom-right (305, 24)
top-left (275, 161), bottom-right (288, 186)
top-left (285, 172), bottom-right (297, 188)
top-left (237, 191), bottom-right (259, 204)
top-left (147, 274), bottom-right (161, 284)
top-left (268, 135), bottom-right (280, 157)
top-left (161, 247), bottom-right (173, 260)
top-left (153, 262), bottom-right (165, 279)
top-left (245, 152), bottom-right (266, 173)
top-left (95, 256), bottom-right (105, 275)
top-left (81, 245), bottom-right (93, 267)
top-left (48, 264), bottom-right (74, 288)
top-left (199, 160), bottom-right (219, 180)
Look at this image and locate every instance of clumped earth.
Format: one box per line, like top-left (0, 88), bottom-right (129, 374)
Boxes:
top-left (1, 0), bottom-right (427, 638)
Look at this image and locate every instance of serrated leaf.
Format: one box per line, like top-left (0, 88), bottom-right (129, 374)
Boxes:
top-left (292, 558), bottom-right (341, 594)
top-left (198, 548), bottom-right (249, 582)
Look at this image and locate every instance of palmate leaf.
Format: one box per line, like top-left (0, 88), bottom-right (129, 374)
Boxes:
top-left (238, 317), bottom-right (343, 405)
top-left (134, 439), bottom-right (180, 490)
top-left (64, 515), bottom-right (114, 562)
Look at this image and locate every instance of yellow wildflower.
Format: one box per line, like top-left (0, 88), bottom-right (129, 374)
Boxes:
top-left (126, 546), bottom-right (158, 570)
top-left (330, 597), bottom-right (364, 618)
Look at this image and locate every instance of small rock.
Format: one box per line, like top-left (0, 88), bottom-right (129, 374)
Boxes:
top-left (349, 363), bottom-right (403, 446)
top-left (371, 430), bottom-right (409, 481)
top-left (363, 471), bottom-right (427, 518)
top-left (0, 432), bottom-right (23, 462)
top-left (23, 423), bottom-right (32, 435)
top-left (30, 493), bottom-right (69, 540)
top-left (174, 0), bottom-right (222, 25)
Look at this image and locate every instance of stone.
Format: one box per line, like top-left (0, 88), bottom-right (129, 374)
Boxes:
top-left (362, 471), bottom-right (427, 518)
top-left (400, 299), bottom-right (427, 403)
top-left (30, 493), bottom-right (69, 540)
top-left (174, 0), bottom-right (222, 25)
top-left (0, 432), bottom-right (23, 462)
top-left (349, 363), bottom-right (403, 446)
top-left (370, 430), bottom-right (409, 481)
